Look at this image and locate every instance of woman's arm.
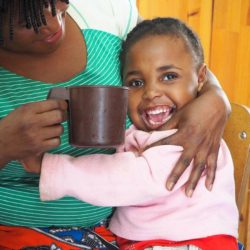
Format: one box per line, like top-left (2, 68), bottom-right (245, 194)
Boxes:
top-left (0, 99), bottom-right (67, 169)
top-left (154, 69), bottom-right (231, 196)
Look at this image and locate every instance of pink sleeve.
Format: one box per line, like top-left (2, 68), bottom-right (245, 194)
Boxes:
top-left (40, 144), bottom-right (188, 207)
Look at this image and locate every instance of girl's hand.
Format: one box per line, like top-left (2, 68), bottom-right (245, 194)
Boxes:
top-left (0, 99), bottom-right (67, 168)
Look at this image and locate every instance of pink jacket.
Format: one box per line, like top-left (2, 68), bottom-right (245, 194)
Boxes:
top-left (40, 126), bottom-right (239, 241)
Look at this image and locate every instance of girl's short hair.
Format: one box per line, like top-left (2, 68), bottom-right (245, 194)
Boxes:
top-left (120, 17), bottom-right (204, 78)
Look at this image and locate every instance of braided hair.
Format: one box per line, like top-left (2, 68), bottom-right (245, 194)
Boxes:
top-left (120, 17), bottom-right (204, 78)
top-left (0, 0), bottom-right (69, 44)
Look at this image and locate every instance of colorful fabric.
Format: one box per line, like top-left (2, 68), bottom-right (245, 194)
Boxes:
top-left (116, 235), bottom-right (238, 250)
top-left (0, 222), bottom-right (118, 250)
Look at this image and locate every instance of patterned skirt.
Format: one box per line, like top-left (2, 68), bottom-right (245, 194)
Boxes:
top-left (0, 221), bottom-right (118, 250)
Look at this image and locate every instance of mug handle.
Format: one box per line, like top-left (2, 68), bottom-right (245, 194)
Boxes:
top-left (47, 87), bottom-right (70, 100)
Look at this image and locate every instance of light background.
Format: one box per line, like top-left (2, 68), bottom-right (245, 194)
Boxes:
top-left (137, 0), bottom-right (250, 107)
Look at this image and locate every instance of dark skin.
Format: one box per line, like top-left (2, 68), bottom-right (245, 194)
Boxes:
top-left (0, 2), bottom-right (83, 164)
top-left (0, 100), bottom-right (68, 166)
top-left (0, 2), bottom-right (231, 196)
top-left (155, 70), bottom-right (229, 196)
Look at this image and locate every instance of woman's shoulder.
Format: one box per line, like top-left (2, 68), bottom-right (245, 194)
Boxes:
top-left (68, 0), bottom-right (138, 39)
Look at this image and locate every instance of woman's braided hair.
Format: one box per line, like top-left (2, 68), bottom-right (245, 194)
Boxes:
top-left (120, 17), bottom-right (204, 79)
top-left (0, 0), bottom-right (69, 44)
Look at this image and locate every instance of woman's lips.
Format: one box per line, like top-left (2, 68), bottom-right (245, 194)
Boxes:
top-left (44, 27), bottom-right (63, 43)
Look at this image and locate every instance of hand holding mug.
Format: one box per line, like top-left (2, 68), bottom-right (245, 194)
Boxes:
top-left (48, 86), bottom-right (128, 147)
top-left (0, 99), bottom-right (67, 167)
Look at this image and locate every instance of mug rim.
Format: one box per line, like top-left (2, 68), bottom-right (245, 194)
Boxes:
top-left (67, 85), bottom-right (129, 90)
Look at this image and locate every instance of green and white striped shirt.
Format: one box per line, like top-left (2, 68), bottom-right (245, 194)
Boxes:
top-left (0, 29), bottom-right (131, 227)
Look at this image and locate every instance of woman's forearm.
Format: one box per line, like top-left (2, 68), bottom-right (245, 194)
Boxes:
top-left (0, 149), bottom-right (11, 169)
top-left (0, 126), bottom-right (13, 168)
top-left (199, 69), bottom-right (231, 117)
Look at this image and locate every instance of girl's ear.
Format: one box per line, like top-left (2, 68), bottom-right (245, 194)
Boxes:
top-left (197, 64), bottom-right (207, 92)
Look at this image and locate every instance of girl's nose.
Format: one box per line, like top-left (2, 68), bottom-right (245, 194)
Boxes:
top-left (142, 82), bottom-right (162, 100)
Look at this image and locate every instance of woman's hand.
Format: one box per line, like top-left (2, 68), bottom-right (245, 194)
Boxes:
top-left (21, 154), bottom-right (43, 174)
top-left (0, 99), bottom-right (67, 168)
top-left (152, 70), bottom-right (231, 197)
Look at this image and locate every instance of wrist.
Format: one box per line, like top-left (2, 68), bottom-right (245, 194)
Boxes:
top-left (199, 82), bottom-right (231, 117)
top-left (200, 69), bottom-right (231, 116)
top-left (210, 85), bottom-right (231, 117)
top-left (0, 142), bottom-right (12, 168)
top-left (0, 120), bottom-right (15, 168)
top-left (0, 156), bottom-right (11, 169)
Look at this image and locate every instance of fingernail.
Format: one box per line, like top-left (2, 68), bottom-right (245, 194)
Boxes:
top-left (167, 182), bottom-right (174, 191)
top-left (186, 189), bottom-right (193, 198)
top-left (208, 184), bottom-right (213, 191)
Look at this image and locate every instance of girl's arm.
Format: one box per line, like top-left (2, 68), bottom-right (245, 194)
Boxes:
top-left (38, 145), bottom-right (188, 206)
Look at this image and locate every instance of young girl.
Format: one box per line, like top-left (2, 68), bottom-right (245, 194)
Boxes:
top-left (24, 18), bottom-right (239, 250)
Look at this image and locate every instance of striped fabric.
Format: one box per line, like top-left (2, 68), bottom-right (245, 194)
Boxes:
top-left (0, 29), bottom-right (131, 227)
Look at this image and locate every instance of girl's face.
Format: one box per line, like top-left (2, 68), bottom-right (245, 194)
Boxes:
top-left (123, 35), bottom-right (206, 131)
top-left (1, 1), bottom-right (69, 54)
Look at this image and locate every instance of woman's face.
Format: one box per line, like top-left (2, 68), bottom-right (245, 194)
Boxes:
top-left (123, 35), bottom-right (206, 131)
top-left (1, 0), bottom-right (69, 54)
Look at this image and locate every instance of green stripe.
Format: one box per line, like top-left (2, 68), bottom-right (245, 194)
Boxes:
top-left (0, 29), bottom-right (131, 227)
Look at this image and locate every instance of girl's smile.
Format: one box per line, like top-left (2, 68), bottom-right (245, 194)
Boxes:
top-left (140, 104), bottom-right (176, 129)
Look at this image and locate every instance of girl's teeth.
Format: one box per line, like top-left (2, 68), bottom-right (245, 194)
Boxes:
top-left (141, 106), bottom-right (175, 129)
top-left (147, 108), bottom-right (167, 115)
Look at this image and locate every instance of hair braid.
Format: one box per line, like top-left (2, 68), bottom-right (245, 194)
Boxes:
top-left (23, 0), bottom-right (32, 29)
top-left (50, 0), bottom-right (56, 16)
top-left (0, 0), bottom-right (5, 44)
top-left (0, 0), bottom-right (69, 43)
top-left (28, 0), bottom-right (38, 33)
top-left (9, 0), bottom-right (14, 40)
top-left (33, 0), bottom-right (42, 28)
top-left (0, 12), bottom-right (3, 45)
top-left (43, 0), bottom-right (49, 8)
top-left (39, 0), bottom-right (47, 26)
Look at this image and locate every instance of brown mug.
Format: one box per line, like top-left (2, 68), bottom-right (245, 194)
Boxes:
top-left (48, 85), bottom-right (128, 147)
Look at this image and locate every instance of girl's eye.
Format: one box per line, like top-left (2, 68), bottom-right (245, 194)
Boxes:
top-left (162, 73), bottom-right (178, 81)
top-left (126, 79), bottom-right (144, 88)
